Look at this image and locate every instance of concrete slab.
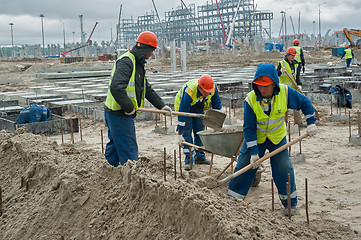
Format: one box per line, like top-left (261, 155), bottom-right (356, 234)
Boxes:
top-left (20, 93), bottom-right (62, 105)
top-left (154, 125), bottom-right (176, 135)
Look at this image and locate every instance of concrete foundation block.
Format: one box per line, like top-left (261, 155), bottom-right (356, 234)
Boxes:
top-left (330, 114), bottom-right (349, 122)
top-left (154, 125), bottom-right (176, 135)
top-left (349, 135), bottom-right (361, 146)
top-left (290, 153), bottom-right (306, 164)
top-left (224, 117), bottom-right (238, 125)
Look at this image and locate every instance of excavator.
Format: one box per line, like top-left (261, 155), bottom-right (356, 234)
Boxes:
top-left (343, 28), bottom-right (361, 48)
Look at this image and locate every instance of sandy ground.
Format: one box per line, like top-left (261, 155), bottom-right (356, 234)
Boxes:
top-left (0, 50), bottom-right (361, 239)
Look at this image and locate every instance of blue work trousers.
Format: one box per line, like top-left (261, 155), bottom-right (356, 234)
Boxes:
top-left (346, 58), bottom-right (352, 67)
top-left (182, 117), bottom-right (206, 164)
top-left (228, 137), bottom-right (297, 207)
top-left (104, 111), bottom-right (138, 167)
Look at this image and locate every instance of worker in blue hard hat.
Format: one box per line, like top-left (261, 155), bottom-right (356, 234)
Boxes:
top-left (104, 31), bottom-right (172, 167)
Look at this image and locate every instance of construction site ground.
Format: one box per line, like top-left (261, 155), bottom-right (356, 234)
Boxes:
top-left (0, 49), bottom-right (361, 239)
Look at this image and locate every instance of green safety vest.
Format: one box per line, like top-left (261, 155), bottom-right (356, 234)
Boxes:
top-left (174, 79), bottom-right (214, 112)
top-left (279, 60), bottom-right (298, 90)
top-left (245, 84), bottom-right (288, 145)
top-left (105, 51), bottom-right (146, 112)
top-left (344, 48), bottom-right (352, 59)
top-left (293, 46), bottom-right (301, 63)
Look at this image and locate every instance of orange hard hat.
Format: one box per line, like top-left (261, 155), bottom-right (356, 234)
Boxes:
top-left (293, 39), bottom-right (300, 46)
top-left (345, 45), bottom-right (349, 48)
top-left (253, 76), bottom-right (274, 86)
top-left (198, 75), bottom-right (215, 93)
top-left (287, 47), bottom-right (297, 56)
top-left (136, 31), bottom-right (158, 48)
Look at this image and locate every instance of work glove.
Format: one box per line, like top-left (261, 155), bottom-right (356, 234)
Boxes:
top-left (161, 105), bottom-right (172, 116)
top-left (125, 108), bottom-right (135, 116)
top-left (250, 154), bottom-right (260, 169)
top-left (302, 66), bottom-right (305, 73)
top-left (177, 134), bottom-right (184, 146)
top-left (297, 85), bottom-right (302, 91)
top-left (281, 67), bottom-right (286, 73)
top-left (307, 124), bottom-right (318, 137)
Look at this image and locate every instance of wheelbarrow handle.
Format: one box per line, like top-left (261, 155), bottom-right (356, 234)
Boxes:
top-left (218, 132), bottom-right (309, 185)
top-left (181, 141), bottom-right (211, 153)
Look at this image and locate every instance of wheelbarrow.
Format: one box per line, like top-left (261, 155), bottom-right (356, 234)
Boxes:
top-left (182, 126), bottom-right (264, 186)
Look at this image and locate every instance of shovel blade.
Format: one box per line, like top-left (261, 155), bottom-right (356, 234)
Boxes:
top-left (203, 109), bottom-right (226, 129)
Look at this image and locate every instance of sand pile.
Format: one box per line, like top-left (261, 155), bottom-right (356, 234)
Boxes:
top-left (0, 128), bottom-right (358, 239)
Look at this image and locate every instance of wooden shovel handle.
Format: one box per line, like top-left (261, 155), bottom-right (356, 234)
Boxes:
top-left (218, 132), bottom-right (309, 185)
top-left (284, 71), bottom-right (305, 95)
top-left (138, 108), bottom-right (204, 118)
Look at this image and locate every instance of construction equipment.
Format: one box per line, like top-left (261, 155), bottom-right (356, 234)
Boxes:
top-left (343, 28), bottom-right (361, 48)
top-left (60, 22), bottom-right (98, 57)
top-left (137, 108), bottom-right (226, 129)
top-left (218, 132), bottom-right (309, 185)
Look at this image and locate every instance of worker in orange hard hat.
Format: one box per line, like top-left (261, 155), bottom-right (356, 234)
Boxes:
top-left (174, 74), bottom-right (222, 170)
top-left (293, 39), bottom-right (306, 76)
top-left (341, 45), bottom-right (354, 67)
top-left (277, 46), bottom-right (304, 126)
top-left (104, 31), bottom-right (172, 167)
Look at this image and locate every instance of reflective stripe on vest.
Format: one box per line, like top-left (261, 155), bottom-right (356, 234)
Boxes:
top-left (105, 51), bottom-right (146, 112)
top-left (174, 79), bottom-right (214, 112)
top-left (279, 60), bottom-right (298, 90)
top-left (293, 46), bottom-right (301, 63)
top-left (345, 49), bottom-right (352, 59)
top-left (245, 84), bottom-right (288, 145)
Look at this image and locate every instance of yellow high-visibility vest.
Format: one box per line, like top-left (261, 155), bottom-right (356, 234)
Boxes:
top-left (174, 79), bottom-right (214, 112)
top-left (245, 84), bottom-right (288, 144)
top-left (105, 51), bottom-right (146, 112)
top-left (279, 60), bottom-right (298, 90)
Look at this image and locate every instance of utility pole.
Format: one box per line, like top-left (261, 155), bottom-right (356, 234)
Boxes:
top-left (61, 21), bottom-right (66, 51)
top-left (79, 15), bottom-right (84, 45)
top-left (40, 14), bottom-right (45, 56)
top-left (9, 23), bottom-right (14, 47)
top-left (318, 2), bottom-right (327, 46)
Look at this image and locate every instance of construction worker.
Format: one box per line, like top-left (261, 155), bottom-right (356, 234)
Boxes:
top-left (277, 47), bottom-right (303, 126)
top-left (15, 102), bottom-right (51, 124)
top-left (292, 39), bottom-right (305, 78)
top-left (175, 75), bottom-right (222, 170)
top-left (104, 31), bottom-right (172, 167)
top-left (114, 48), bottom-right (118, 60)
top-left (341, 45), bottom-right (354, 67)
top-left (227, 63), bottom-right (318, 215)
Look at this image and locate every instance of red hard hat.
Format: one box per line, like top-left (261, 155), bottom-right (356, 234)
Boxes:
top-left (136, 31), bottom-right (158, 48)
top-left (198, 75), bottom-right (215, 93)
top-left (345, 45), bottom-right (349, 48)
top-left (293, 39), bottom-right (300, 46)
top-left (287, 47), bottom-right (297, 56)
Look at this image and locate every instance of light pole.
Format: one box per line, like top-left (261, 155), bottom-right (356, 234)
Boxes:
top-left (9, 23), bottom-right (14, 47)
top-left (280, 7), bottom-right (291, 47)
top-left (60, 21), bottom-right (66, 51)
top-left (318, 2), bottom-right (327, 46)
top-left (40, 14), bottom-right (45, 56)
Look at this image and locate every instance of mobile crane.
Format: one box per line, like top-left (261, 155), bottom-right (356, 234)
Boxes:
top-left (343, 28), bottom-right (361, 48)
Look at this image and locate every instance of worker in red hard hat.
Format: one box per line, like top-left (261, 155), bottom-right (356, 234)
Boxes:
top-left (227, 63), bottom-right (318, 216)
top-left (104, 31), bottom-right (172, 167)
top-left (293, 39), bottom-right (306, 76)
top-left (174, 74), bottom-right (222, 170)
top-left (277, 46), bottom-right (304, 126)
top-left (341, 45), bottom-right (354, 67)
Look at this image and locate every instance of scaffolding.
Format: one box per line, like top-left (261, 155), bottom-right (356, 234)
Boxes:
top-left (115, 0), bottom-right (273, 49)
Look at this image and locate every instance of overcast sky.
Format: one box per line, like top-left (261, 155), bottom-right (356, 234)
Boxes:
top-left (0, 0), bottom-right (359, 47)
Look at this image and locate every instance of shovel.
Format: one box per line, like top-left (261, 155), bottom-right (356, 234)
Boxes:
top-left (137, 108), bottom-right (226, 129)
top-left (284, 71), bottom-right (320, 120)
top-left (218, 132), bottom-right (309, 185)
